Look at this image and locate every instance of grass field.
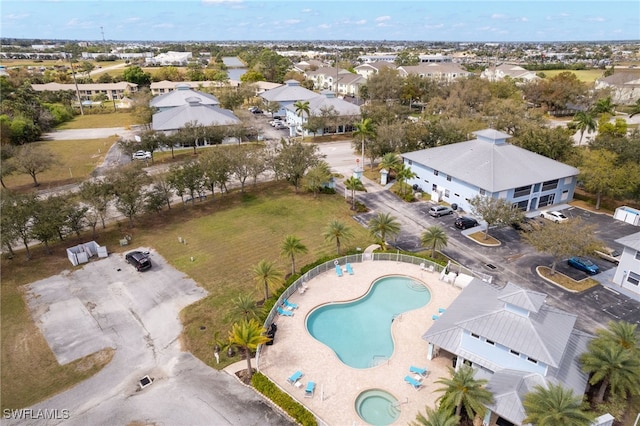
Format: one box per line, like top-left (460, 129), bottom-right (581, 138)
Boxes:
top-left (3, 137), bottom-right (117, 191)
top-left (0, 181), bottom-right (374, 409)
top-left (56, 112), bottom-right (137, 130)
top-left (541, 69), bottom-right (605, 83)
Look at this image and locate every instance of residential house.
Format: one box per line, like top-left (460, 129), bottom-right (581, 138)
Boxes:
top-left (304, 67), bottom-right (352, 92)
top-left (594, 71), bottom-right (640, 105)
top-left (150, 84), bottom-right (220, 111)
top-left (150, 80), bottom-right (227, 96)
top-left (354, 61), bottom-right (396, 79)
top-left (285, 91), bottom-right (361, 137)
top-left (402, 129), bottom-right (579, 213)
top-left (358, 54), bottom-right (397, 63)
top-left (259, 79), bottom-right (319, 118)
top-left (423, 279), bottom-right (593, 426)
top-left (31, 81), bottom-right (138, 101)
top-left (481, 64), bottom-right (540, 83)
top-left (396, 62), bottom-right (473, 82)
top-left (612, 231), bottom-right (640, 297)
top-left (152, 97), bottom-right (240, 135)
top-left (418, 54), bottom-right (453, 63)
top-left (292, 59), bottom-right (326, 73)
top-left (336, 73), bottom-right (366, 98)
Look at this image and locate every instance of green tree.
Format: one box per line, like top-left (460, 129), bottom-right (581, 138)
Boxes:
top-left (107, 164), bottom-right (151, 227)
top-left (522, 217), bottom-right (602, 275)
top-left (344, 176), bottom-right (365, 210)
top-left (523, 383), bottom-right (594, 426)
top-left (227, 319), bottom-right (270, 380)
top-left (302, 161), bottom-right (332, 198)
top-left (270, 139), bottom-right (323, 192)
top-left (421, 225), bottom-right (448, 258)
top-left (592, 96), bottom-right (616, 116)
top-left (594, 321), bottom-right (640, 352)
top-left (252, 260), bottom-right (283, 301)
top-left (579, 150), bottom-right (635, 210)
top-left (395, 163), bottom-right (417, 197)
top-left (468, 195), bottom-right (524, 240)
top-left (572, 111), bottom-right (597, 146)
top-left (167, 161), bottom-right (206, 205)
top-left (436, 366), bottom-right (494, 421)
top-left (226, 294), bottom-right (261, 323)
top-left (122, 65), bottom-right (151, 86)
top-left (11, 144), bottom-right (58, 187)
top-left (352, 117), bottom-right (375, 169)
top-left (78, 180), bottom-right (113, 233)
top-left (293, 100), bottom-right (310, 134)
top-left (379, 152), bottom-right (402, 176)
top-left (323, 220), bottom-right (353, 255)
top-left (264, 100), bottom-right (281, 117)
top-left (367, 212), bottom-right (401, 250)
top-left (0, 191), bottom-right (38, 259)
top-left (280, 235), bottom-right (308, 276)
top-left (410, 406), bottom-right (459, 426)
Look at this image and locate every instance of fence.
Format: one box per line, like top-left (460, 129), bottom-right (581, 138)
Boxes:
top-left (256, 253), bottom-right (485, 368)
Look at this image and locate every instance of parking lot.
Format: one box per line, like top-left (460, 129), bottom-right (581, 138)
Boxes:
top-left (15, 249), bottom-right (294, 426)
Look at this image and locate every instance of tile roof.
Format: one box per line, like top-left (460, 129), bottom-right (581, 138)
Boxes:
top-left (401, 129), bottom-right (579, 192)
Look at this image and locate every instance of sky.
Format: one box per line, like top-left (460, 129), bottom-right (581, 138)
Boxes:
top-left (2, 0), bottom-right (639, 43)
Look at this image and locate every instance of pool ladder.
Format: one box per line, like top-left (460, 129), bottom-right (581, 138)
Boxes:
top-left (370, 355), bottom-right (389, 367)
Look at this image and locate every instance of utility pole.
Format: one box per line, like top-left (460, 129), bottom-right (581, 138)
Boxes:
top-left (67, 52), bottom-right (84, 116)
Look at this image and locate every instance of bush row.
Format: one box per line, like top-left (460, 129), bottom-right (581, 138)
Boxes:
top-left (251, 372), bottom-right (318, 426)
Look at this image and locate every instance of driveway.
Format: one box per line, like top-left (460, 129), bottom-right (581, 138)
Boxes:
top-left (12, 249), bottom-right (294, 426)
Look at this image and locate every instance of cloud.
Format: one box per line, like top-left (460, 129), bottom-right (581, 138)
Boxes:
top-left (354, 19), bottom-right (367, 25)
top-left (587, 16), bottom-right (606, 22)
top-left (318, 24), bottom-right (331, 29)
top-left (375, 16), bottom-right (391, 22)
top-left (152, 23), bottom-right (175, 29)
top-left (491, 13), bottom-right (507, 19)
top-left (4, 13), bottom-right (30, 20)
top-left (301, 8), bottom-right (312, 13)
top-left (285, 19), bottom-right (301, 25)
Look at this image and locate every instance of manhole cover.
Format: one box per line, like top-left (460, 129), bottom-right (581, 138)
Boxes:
top-left (486, 264), bottom-right (497, 270)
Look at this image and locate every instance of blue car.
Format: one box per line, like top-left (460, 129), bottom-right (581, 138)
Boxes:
top-left (567, 256), bottom-right (600, 275)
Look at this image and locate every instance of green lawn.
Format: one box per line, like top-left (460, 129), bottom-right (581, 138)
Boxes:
top-left (541, 69), bottom-right (605, 83)
top-left (0, 181), bottom-right (373, 409)
top-left (56, 112), bottom-right (137, 129)
top-left (3, 137), bottom-right (117, 191)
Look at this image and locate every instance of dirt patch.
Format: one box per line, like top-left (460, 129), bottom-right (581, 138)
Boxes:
top-left (74, 348), bottom-right (115, 373)
top-left (235, 369), bottom-right (254, 385)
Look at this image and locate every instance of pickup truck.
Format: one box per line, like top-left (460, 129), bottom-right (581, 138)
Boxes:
top-left (594, 247), bottom-right (621, 264)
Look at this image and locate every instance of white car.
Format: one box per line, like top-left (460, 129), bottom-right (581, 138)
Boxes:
top-left (540, 210), bottom-right (568, 223)
top-left (270, 119), bottom-right (285, 127)
top-left (132, 150), bottom-right (152, 160)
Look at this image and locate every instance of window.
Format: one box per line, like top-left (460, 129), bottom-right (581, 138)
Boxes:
top-left (542, 179), bottom-right (559, 191)
top-left (514, 200), bottom-right (528, 211)
top-left (538, 193), bottom-right (555, 207)
top-left (446, 175), bottom-right (452, 182)
top-left (479, 189), bottom-right (486, 196)
top-left (485, 339), bottom-right (495, 346)
top-left (471, 333), bottom-right (480, 339)
top-left (445, 189), bottom-right (450, 198)
top-left (628, 271), bottom-right (640, 286)
top-left (514, 185), bottom-right (532, 198)
top-left (510, 349), bottom-right (520, 356)
top-left (432, 184), bottom-right (437, 192)
top-left (635, 251), bottom-right (640, 261)
top-left (434, 170), bottom-right (439, 176)
top-left (408, 160), bottom-right (412, 166)
top-left (527, 357), bottom-right (538, 364)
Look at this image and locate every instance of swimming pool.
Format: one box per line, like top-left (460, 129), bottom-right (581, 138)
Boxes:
top-left (305, 275), bottom-right (431, 369)
top-left (355, 389), bottom-right (400, 425)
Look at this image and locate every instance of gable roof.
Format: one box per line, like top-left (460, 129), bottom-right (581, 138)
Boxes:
top-left (150, 84), bottom-right (220, 108)
top-left (259, 79), bottom-right (319, 103)
top-left (402, 129), bottom-right (579, 192)
top-left (616, 231), bottom-right (640, 251)
top-left (152, 99), bottom-right (240, 131)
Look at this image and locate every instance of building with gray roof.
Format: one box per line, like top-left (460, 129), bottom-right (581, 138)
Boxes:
top-left (423, 279), bottom-right (593, 426)
top-left (612, 231), bottom-right (640, 297)
top-left (402, 129), bottom-right (579, 213)
top-left (150, 84), bottom-right (220, 111)
top-left (285, 91), bottom-right (361, 137)
top-left (259, 80), bottom-right (319, 117)
top-left (152, 98), bottom-right (240, 133)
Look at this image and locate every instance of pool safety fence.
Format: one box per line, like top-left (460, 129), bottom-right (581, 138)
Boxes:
top-left (256, 254), bottom-right (489, 367)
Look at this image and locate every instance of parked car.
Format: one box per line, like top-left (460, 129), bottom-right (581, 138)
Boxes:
top-left (125, 251), bottom-right (152, 271)
top-left (270, 119), bottom-right (285, 127)
top-left (511, 219), bottom-right (534, 232)
top-left (567, 256), bottom-right (600, 275)
top-left (594, 247), bottom-right (621, 264)
top-left (274, 123), bottom-right (289, 130)
top-left (454, 216), bottom-right (479, 230)
top-left (428, 205), bottom-right (454, 217)
top-left (248, 106), bottom-right (263, 114)
top-left (132, 150), bottom-right (151, 160)
top-left (540, 210), bottom-right (569, 223)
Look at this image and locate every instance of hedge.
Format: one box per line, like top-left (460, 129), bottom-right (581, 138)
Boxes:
top-left (251, 372), bottom-right (318, 426)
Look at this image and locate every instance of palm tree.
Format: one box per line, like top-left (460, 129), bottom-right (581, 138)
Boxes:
top-left (323, 219), bottom-right (354, 255)
top-left (523, 383), bottom-right (594, 426)
top-left (435, 366), bottom-right (494, 421)
top-left (228, 319), bottom-right (271, 380)
top-left (368, 212), bottom-right (401, 250)
top-left (592, 96), bottom-right (615, 116)
top-left (395, 163), bottom-right (417, 197)
top-left (572, 111), bottom-right (597, 145)
top-left (280, 235), bottom-right (308, 276)
top-left (594, 320), bottom-right (640, 352)
top-left (293, 100), bottom-right (310, 135)
top-left (252, 260), bottom-right (283, 301)
top-left (344, 176), bottom-right (365, 210)
top-left (380, 152), bottom-right (402, 176)
top-left (580, 339), bottom-right (640, 404)
top-left (226, 293), bottom-right (261, 323)
top-left (421, 226), bottom-right (449, 258)
top-left (411, 406), bottom-right (459, 426)
top-left (352, 117), bottom-right (375, 169)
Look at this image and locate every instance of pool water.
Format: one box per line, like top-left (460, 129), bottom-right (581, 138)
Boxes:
top-left (355, 389), bottom-right (399, 425)
top-left (306, 275), bottom-right (430, 368)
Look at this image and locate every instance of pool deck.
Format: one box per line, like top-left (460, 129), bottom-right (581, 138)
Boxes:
top-left (257, 260), bottom-right (462, 425)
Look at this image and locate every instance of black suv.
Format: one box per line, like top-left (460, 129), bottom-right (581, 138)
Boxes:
top-left (454, 216), bottom-right (479, 230)
top-left (125, 251), bottom-right (152, 271)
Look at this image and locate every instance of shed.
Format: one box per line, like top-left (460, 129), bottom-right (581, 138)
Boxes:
top-left (614, 206), bottom-right (640, 226)
top-left (67, 241), bottom-right (108, 266)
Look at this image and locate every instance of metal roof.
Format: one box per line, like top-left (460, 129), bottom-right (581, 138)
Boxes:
top-left (616, 231), bottom-right (640, 251)
top-left (259, 80), bottom-right (319, 103)
top-left (150, 85), bottom-right (220, 108)
top-left (284, 93), bottom-right (361, 116)
top-left (152, 101), bottom-right (240, 131)
top-left (402, 129), bottom-right (579, 192)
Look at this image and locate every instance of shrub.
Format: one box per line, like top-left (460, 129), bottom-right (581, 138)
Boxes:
top-left (251, 372), bottom-right (317, 426)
